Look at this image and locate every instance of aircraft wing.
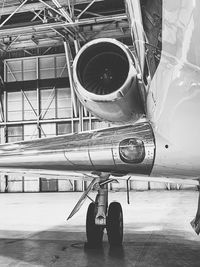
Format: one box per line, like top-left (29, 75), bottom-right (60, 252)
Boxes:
top-left (0, 122), bottom-right (155, 179)
top-left (0, 121), bottom-right (197, 187)
top-left (0, 167), bottom-right (198, 187)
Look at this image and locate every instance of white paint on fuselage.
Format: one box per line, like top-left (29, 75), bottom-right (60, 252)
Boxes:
top-left (147, 0), bottom-right (200, 178)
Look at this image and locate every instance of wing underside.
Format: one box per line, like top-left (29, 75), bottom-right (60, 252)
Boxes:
top-left (0, 122), bottom-right (155, 176)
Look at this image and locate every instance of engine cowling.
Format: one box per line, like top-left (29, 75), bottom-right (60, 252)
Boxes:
top-left (73, 38), bottom-right (145, 123)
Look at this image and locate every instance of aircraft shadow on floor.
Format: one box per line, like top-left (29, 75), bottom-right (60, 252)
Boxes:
top-left (0, 226), bottom-right (200, 267)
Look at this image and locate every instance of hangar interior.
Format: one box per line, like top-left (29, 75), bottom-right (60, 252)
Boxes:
top-left (0, 0), bottom-right (195, 193)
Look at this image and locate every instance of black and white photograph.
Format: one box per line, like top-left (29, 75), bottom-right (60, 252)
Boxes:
top-left (0, 0), bottom-right (200, 266)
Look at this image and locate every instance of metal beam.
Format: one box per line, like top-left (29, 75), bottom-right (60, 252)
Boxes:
top-left (0, 14), bottom-right (127, 37)
top-left (0, 0), bottom-right (103, 16)
top-left (0, 84), bottom-right (4, 122)
top-left (38, 0), bottom-right (65, 19)
top-left (51, 0), bottom-right (73, 22)
top-left (77, 0), bottom-right (97, 19)
top-left (6, 35), bottom-right (21, 51)
top-left (0, 28), bottom-right (130, 51)
top-left (31, 9), bottom-right (45, 22)
top-left (0, 0), bottom-right (29, 28)
top-left (125, 0), bottom-right (146, 71)
top-left (22, 90), bottom-right (38, 118)
top-left (64, 40), bottom-right (78, 117)
top-left (67, 0), bottom-right (73, 18)
top-left (0, 117), bottom-right (97, 126)
top-left (4, 62), bottom-right (17, 82)
top-left (75, 8), bottom-right (101, 17)
top-left (3, 90), bottom-right (7, 123)
top-left (40, 87), bottom-right (56, 119)
top-left (49, 0), bottom-right (86, 42)
top-left (39, 61), bottom-right (68, 119)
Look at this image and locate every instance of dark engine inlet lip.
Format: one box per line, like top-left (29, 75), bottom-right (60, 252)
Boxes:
top-left (73, 38), bottom-right (137, 102)
top-left (77, 49), bottom-right (129, 95)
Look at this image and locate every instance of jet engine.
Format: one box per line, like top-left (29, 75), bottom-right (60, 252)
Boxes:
top-left (73, 38), bottom-right (145, 123)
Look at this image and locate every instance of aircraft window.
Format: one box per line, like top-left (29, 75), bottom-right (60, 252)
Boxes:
top-left (119, 138), bottom-right (145, 164)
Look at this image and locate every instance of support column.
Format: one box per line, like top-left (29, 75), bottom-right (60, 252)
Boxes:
top-left (64, 40), bottom-right (78, 117)
top-left (5, 175), bottom-right (8, 193)
top-left (36, 57), bottom-right (41, 138)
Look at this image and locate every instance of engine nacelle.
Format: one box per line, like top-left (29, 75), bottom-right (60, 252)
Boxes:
top-left (73, 38), bottom-right (144, 123)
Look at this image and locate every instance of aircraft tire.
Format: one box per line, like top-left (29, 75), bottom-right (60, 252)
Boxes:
top-left (86, 202), bottom-right (104, 247)
top-left (107, 202), bottom-right (123, 246)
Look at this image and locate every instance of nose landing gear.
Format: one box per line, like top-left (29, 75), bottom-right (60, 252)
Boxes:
top-left (67, 176), bottom-right (124, 248)
top-left (86, 200), bottom-right (123, 248)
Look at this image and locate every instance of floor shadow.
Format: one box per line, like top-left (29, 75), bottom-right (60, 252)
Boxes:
top-left (0, 228), bottom-right (200, 266)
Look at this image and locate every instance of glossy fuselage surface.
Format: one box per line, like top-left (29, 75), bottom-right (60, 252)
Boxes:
top-left (0, 123), bottom-right (155, 176)
top-left (148, 0), bottom-right (200, 177)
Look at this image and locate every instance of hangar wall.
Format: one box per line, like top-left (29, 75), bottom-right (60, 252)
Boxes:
top-left (0, 51), bottom-right (109, 192)
top-left (0, 51), bottom-right (195, 192)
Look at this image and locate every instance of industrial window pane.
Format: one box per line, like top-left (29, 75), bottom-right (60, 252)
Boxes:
top-left (0, 127), bottom-right (5, 144)
top-left (73, 121), bottom-right (79, 133)
top-left (23, 58), bottom-right (37, 80)
top-left (57, 122), bottom-right (72, 135)
top-left (56, 55), bottom-right (68, 78)
top-left (57, 87), bottom-right (71, 118)
top-left (7, 125), bottom-right (23, 136)
top-left (7, 91), bottom-right (22, 121)
top-left (7, 111), bottom-right (22, 121)
top-left (58, 107), bottom-right (71, 118)
top-left (83, 120), bottom-right (90, 131)
top-left (91, 119), bottom-right (109, 130)
top-left (40, 89), bottom-right (56, 119)
top-left (40, 178), bottom-right (58, 192)
top-left (0, 94), bottom-right (4, 123)
top-left (7, 175), bottom-right (23, 192)
top-left (24, 124), bottom-right (38, 140)
top-left (39, 57), bottom-right (55, 79)
top-left (6, 60), bottom-right (22, 82)
top-left (41, 123), bottom-right (56, 138)
top-left (7, 125), bottom-right (23, 143)
top-left (23, 90), bottom-right (37, 120)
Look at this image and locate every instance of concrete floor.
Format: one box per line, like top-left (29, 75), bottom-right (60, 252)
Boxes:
top-left (0, 190), bottom-right (200, 267)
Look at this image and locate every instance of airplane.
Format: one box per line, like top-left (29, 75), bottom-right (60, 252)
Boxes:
top-left (0, 0), bottom-right (200, 248)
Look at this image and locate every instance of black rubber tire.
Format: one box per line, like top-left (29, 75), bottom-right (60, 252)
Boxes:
top-left (107, 202), bottom-right (123, 246)
top-left (86, 202), bottom-right (104, 247)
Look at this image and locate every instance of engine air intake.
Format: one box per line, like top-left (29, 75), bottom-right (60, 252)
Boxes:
top-left (73, 38), bottom-right (145, 123)
top-left (77, 42), bottom-right (129, 95)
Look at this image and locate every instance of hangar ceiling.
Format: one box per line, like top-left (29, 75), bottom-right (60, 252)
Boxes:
top-left (0, 0), bottom-right (131, 54)
top-left (0, 0), bottom-right (132, 143)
